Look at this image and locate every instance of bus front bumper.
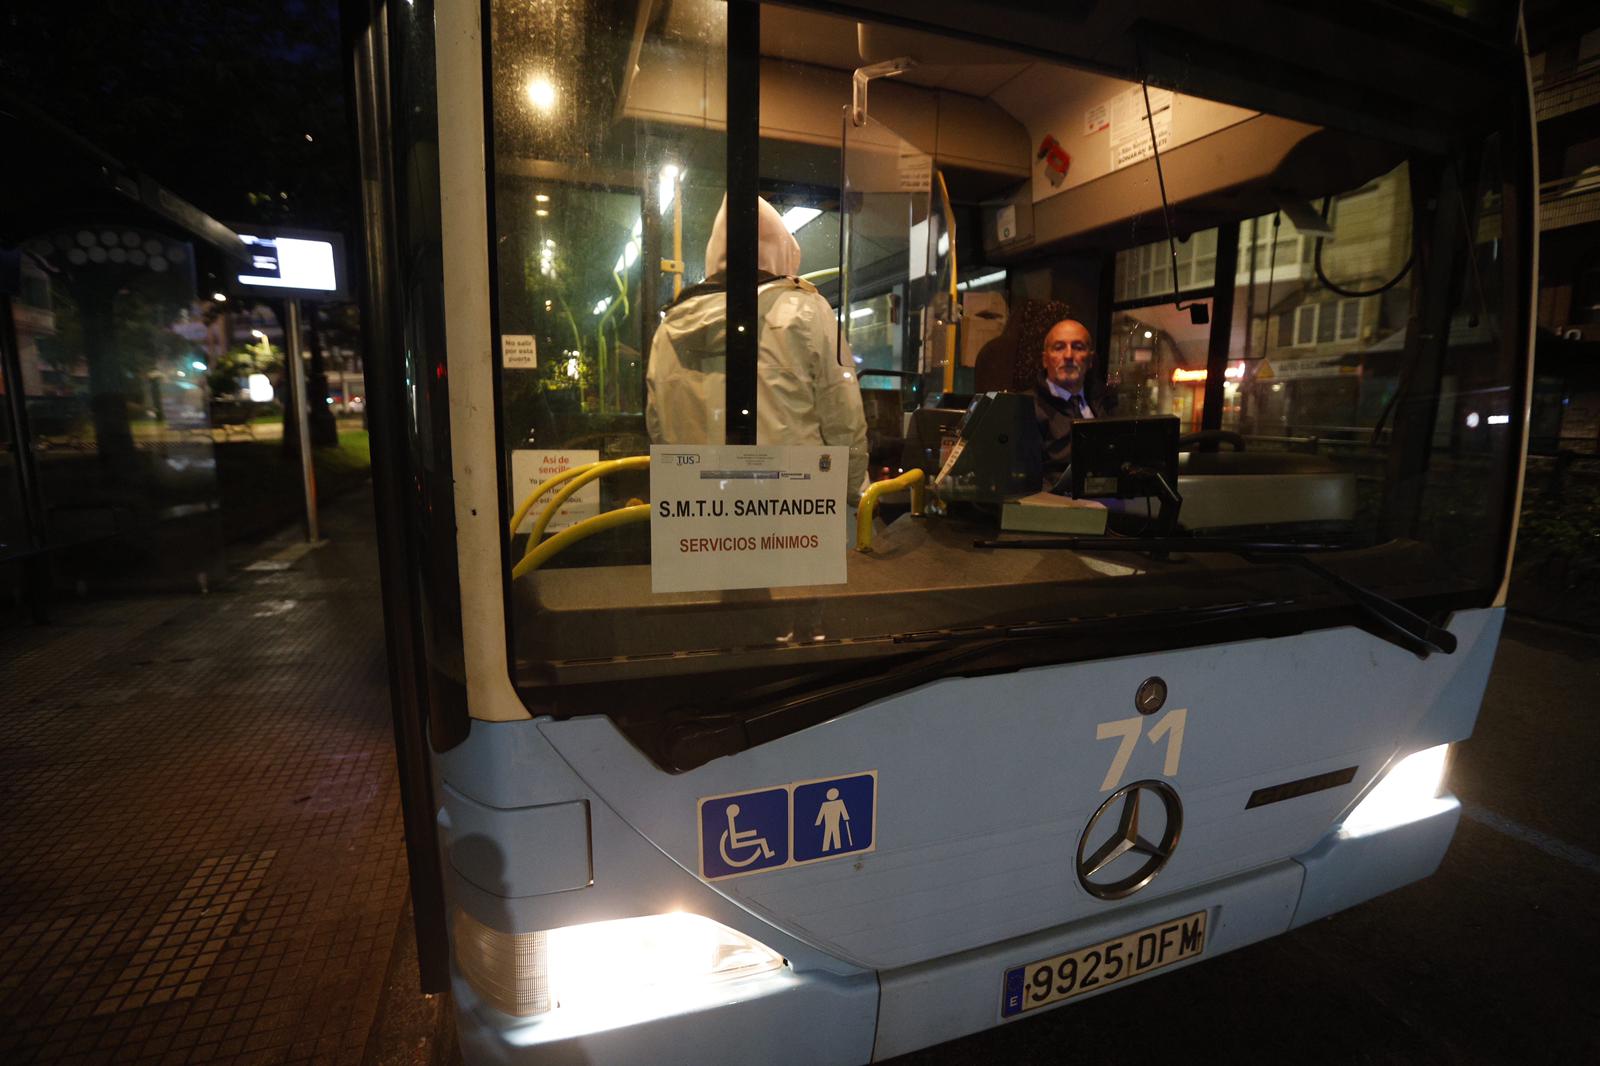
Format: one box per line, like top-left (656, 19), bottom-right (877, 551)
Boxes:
top-left (1291, 792), bottom-right (1462, 928)
top-left (452, 961), bottom-right (877, 1066)
top-left (450, 794), bottom-right (1462, 1065)
top-left (870, 793), bottom-right (1461, 1059)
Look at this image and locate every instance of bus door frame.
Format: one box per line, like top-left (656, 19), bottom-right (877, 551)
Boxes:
top-left (343, 0), bottom-right (464, 992)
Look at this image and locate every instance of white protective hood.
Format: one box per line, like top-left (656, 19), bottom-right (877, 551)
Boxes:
top-left (703, 195), bottom-right (803, 278)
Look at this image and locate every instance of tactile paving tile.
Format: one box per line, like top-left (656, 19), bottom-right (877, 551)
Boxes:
top-left (93, 852), bottom-right (277, 1016)
top-left (0, 487), bottom-right (412, 1066)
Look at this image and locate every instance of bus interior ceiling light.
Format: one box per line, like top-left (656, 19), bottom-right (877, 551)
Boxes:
top-left (658, 165), bottom-right (682, 212)
top-left (781, 206), bottom-right (822, 233)
top-left (1341, 744), bottom-right (1451, 836)
top-left (453, 911), bottom-right (783, 1019)
top-left (956, 270), bottom-right (1005, 291)
top-left (525, 75), bottom-right (557, 112)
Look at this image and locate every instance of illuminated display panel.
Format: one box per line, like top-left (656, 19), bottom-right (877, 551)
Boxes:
top-left (232, 228), bottom-right (347, 300)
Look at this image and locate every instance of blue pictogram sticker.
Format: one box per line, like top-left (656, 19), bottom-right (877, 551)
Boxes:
top-left (699, 787), bottom-right (789, 880)
top-left (792, 772), bottom-right (875, 864)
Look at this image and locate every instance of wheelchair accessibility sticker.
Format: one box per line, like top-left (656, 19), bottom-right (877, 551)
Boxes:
top-left (698, 771), bottom-right (877, 881)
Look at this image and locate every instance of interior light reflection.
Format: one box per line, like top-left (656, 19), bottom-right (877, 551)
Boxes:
top-left (526, 75), bottom-right (557, 112)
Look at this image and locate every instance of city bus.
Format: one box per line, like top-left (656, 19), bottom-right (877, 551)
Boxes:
top-left (343, 0), bottom-right (1533, 1061)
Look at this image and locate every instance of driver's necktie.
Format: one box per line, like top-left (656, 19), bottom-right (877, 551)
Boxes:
top-left (1065, 395), bottom-right (1085, 420)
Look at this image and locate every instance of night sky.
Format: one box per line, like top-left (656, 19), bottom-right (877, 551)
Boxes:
top-left (1, 0), bottom-right (353, 234)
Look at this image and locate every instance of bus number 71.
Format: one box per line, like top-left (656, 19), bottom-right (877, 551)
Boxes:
top-left (1096, 708), bottom-right (1187, 792)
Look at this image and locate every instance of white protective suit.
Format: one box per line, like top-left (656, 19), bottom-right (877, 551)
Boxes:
top-left (646, 197), bottom-right (869, 502)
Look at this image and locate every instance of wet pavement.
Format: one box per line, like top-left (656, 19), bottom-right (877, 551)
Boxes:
top-left (4, 481), bottom-right (1598, 1064)
top-left (0, 487), bottom-right (428, 1066)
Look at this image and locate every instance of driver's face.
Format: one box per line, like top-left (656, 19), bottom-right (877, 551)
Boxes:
top-left (1042, 320), bottom-right (1093, 391)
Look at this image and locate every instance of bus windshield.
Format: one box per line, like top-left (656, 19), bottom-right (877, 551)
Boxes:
top-left (485, 1), bottom-right (1527, 764)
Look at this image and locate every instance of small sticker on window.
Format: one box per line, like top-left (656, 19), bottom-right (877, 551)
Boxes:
top-left (503, 334), bottom-right (537, 369)
top-left (511, 449), bottom-right (600, 534)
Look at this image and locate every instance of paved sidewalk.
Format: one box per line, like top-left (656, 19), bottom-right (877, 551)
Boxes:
top-left (0, 486), bottom-right (415, 1065)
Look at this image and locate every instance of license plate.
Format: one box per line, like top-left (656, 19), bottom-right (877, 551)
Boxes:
top-left (1000, 911), bottom-right (1207, 1017)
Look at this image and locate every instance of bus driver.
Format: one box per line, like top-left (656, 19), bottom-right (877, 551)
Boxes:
top-left (646, 197), bottom-right (869, 503)
top-left (1034, 318), bottom-right (1112, 486)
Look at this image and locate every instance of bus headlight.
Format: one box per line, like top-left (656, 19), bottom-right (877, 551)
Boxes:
top-left (454, 909), bottom-right (785, 1018)
top-left (1341, 743), bottom-right (1451, 835)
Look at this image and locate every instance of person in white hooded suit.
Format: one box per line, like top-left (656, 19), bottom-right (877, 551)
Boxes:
top-left (646, 196), bottom-right (869, 503)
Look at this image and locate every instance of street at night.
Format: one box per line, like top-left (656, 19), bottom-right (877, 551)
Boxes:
top-left (6, 1), bottom-right (1600, 1063)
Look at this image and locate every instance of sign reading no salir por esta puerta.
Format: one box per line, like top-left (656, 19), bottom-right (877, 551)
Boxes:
top-left (649, 445), bottom-right (849, 594)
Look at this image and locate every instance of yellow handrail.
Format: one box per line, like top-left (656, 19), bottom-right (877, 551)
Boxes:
top-left (512, 505), bottom-right (651, 579)
top-left (936, 170), bottom-right (958, 395)
top-left (509, 455), bottom-right (649, 543)
top-left (520, 456), bottom-right (651, 566)
top-left (855, 468), bottom-right (925, 552)
top-left (508, 462), bottom-right (592, 542)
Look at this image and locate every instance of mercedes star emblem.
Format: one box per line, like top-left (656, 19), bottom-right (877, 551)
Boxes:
top-left (1135, 676), bottom-right (1167, 715)
top-left (1076, 780), bottom-right (1183, 901)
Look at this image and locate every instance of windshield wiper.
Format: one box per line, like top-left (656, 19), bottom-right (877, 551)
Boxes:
top-left (892, 597), bottom-right (1298, 644)
top-left (660, 596), bottom-right (1296, 771)
top-left (659, 539), bottom-right (1452, 771)
top-left (974, 536), bottom-right (1457, 658)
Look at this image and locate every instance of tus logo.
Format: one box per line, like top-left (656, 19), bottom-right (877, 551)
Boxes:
top-left (663, 453), bottom-right (700, 466)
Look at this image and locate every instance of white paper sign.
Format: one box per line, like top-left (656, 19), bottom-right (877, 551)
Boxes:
top-left (1084, 103), bottom-right (1109, 135)
top-left (511, 449), bottom-right (600, 534)
top-left (1109, 85), bottom-right (1173, 171)
top-left (650, 444), bottom-right (848, 594)
top-left (503, 334), bottom-right (537, 369)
